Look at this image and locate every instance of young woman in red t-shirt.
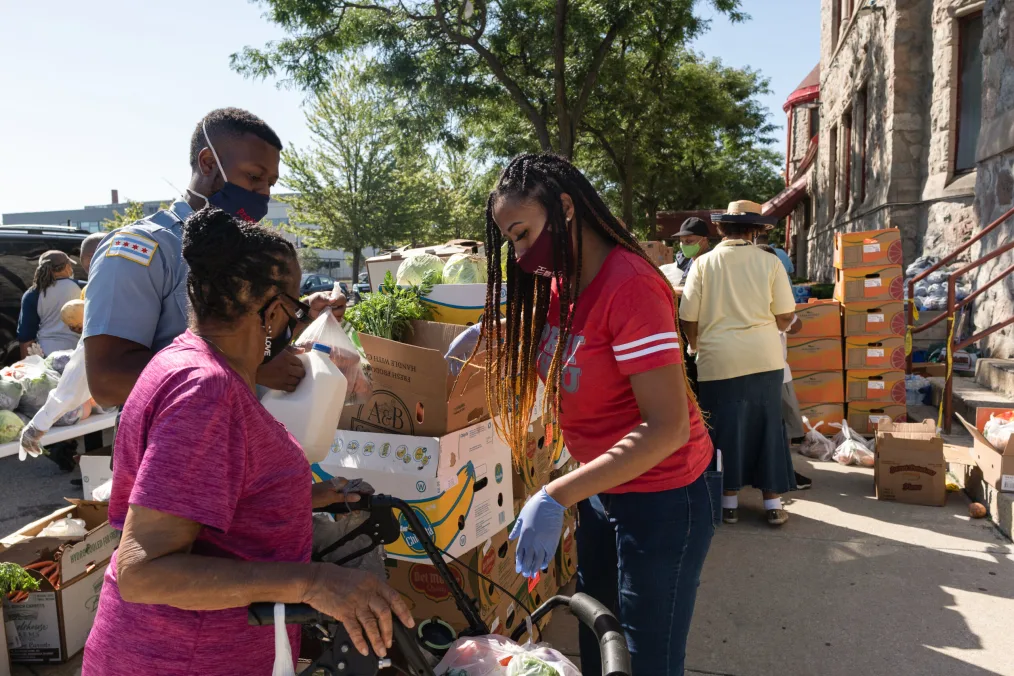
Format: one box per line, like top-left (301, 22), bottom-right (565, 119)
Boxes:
top-left (448, 154), bottom-right (720, 675)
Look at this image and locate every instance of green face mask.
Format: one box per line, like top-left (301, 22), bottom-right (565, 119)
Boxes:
top-left (680, 242), bottom-right (701, 258)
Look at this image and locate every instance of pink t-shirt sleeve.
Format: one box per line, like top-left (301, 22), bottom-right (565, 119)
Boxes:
top-left (129, 372), bottom-right (246, 532)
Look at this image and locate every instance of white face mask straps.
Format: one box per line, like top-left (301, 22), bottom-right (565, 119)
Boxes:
top-left (187, 120), bottom-right (229, 205)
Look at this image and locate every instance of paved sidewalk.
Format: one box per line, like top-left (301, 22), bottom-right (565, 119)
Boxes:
top-left (13, 458), bottom-right (1014, 676)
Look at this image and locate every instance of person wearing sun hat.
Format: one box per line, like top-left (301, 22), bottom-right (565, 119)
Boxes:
top-left (679, 200), bottom-right (798, 527)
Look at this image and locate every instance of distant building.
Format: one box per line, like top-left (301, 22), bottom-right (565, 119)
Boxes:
top-left (1, 191), bottom-right (379, 280)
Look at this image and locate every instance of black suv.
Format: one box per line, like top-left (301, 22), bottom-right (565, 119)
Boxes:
top-left (0, 225), bottom-right (90, 366)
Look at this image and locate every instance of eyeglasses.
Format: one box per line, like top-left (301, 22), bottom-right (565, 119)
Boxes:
top-left (260, 293), bottom-right (312, 323)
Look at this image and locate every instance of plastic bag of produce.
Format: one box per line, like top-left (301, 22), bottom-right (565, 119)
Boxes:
top-left (983, 411), bottom-right (1014, 450)
top-left (905, 256), bottom-right (938, 278)
top-left (443, 253), bottom-right (488, 284)
top-left (0, 378), bottom-right (23, 411)
top-left (832, 420), bottom-right (875, 467)
top-left (293, 288), bottom-right (373, 406)
top-left (435, 635), bottom-right (580, 676)
top-left (2, 357), bottom-right (60, 417)
top-left (396, 252), bottom-right (444, 287)
top-left (44, 349), bottom-right (75, 375)
top-left (798, 417), bottom-right (835, 461)
top-left (0, 409), bottom-right (25, 443)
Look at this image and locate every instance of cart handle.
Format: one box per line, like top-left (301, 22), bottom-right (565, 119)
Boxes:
top-left (510, 593), bottom-right (631, 676)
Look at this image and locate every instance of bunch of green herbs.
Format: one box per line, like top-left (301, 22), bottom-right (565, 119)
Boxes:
top-left (0, 562), bottom-right (40, 596)
top-left (344, 271), bottom-right (435, 342)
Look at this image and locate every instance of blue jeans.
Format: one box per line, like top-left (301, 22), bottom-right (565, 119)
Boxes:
top-left (576, 469), bottom-right (721, 676)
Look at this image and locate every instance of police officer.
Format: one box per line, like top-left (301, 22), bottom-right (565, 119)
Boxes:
top-left (84, 107), bottom-right (345, 406)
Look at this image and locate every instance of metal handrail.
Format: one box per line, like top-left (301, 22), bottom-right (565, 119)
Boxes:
top-left (905, 205), bottom-right (1014, 433)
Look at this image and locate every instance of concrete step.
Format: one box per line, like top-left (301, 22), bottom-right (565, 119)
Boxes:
top-left (929, 373), bottom-right (1014, 421)
top-left (976, 357), bottom-right (1014, 399)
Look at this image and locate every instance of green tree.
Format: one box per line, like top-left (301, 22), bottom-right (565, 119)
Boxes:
top-left (280, 63), bottom-right (436, 282)
top-left (233, 0), bottom-right (743, 159)
top-left (296, 246), bottom-right (323, 275)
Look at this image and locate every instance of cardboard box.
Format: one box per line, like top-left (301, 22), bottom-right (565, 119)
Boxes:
top-left (847, 402), bottom-right (908, 436)
top-left (956, 408), bottom-right (1014, 493)
top-left (513, 417), bottom-right (555, 499)
top-left (556, 508), bottom-right (578, 587)
top-left (874, 420), bottom-right (947, 506)
top-left (833, 265), bottom-right (905, 304)
top-left (912, 362), bottom-right (947, 378)
top-left (78, 450), bottom-right (112, 501)
top-left (384, 529), bottom-right (514, 634)
top-left (339, 321), bottom-right (489, 437)
top-left (786, 337), bottom-right (844, 371)
top-left (790, 371), bottom-right (845, 404)
top-left (833, 228), bottom-right (903, 269)
top-left (639, 241), bottom-right (669, 266)
top-left (3, 565), bottom-right (106, 664)
top-left (845, 369), bottom-right (907, 404)
top-left (844, 336), bottom-right (907, 370)
top-left (794, 300), bottom-right (842, 338)
top-left (422, 283), bottom-right (506, 326)
top-left (311, 419), bottom-right (514, 561)
top-left (496, 566), bottom-right (560, 642)
top-left (798, 404), bottom-right (846, 435)
top-left (843, 301), bottom-right (906, 337)
top-left (0, 502), bottom-right (118, 664)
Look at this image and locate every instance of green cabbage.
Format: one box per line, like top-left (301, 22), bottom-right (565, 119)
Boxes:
top-left (443, 254), bottom-right (488, 284)
top-left (396, 253), bottom-right (444, 287)
top-left (0, 410), bottom-right (25, 444)
top-left (507, 655), bottom-right (559, 676)
top-left (0, 378), bottom-right (22, 411)
top-left (17, 368), bottom-right (60, 417)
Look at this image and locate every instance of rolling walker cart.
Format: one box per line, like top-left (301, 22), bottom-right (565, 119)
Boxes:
top-left (248, 494), bottom-right (631, 676)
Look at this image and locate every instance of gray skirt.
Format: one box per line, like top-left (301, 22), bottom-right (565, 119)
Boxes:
top-left (699, 369), bottom-right (796, 494)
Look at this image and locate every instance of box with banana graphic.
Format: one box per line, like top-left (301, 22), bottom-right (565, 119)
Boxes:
top-left (311, 418), bottom-right (515, 561)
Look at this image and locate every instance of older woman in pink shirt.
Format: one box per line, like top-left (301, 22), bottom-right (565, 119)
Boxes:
top-left (83, 207), bottom-right (412, 676)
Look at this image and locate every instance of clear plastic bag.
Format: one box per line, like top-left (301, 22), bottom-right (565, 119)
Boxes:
top-left (92, 478), bottom-right (113, 502)
top-left (832, 421), bottom-right (875, 467)
top-left (271, 603), bottom-right (296, 676)
top-left (435, 635), bottom-right (580, 676)
top-left (983, 411), bottom-right (1014, 450)
top-left (39, 517), bottom-right (87, 538)
top-left (293, 286), bottom-right (373, 406)
top-left (798, 417), bottom-right (835, 461)
top-left (2, 356), bottom-right (61, 417)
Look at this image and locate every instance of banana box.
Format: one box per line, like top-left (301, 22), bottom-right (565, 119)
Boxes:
top-left (556, 508), bottom-right (578, 586)
top-left (340, 320), bottom-right (489, 437)
top-left (422, 283), bottom-right (507, 326)
top-left (311, 418), bottom-right (514, 561)
top-left (514, 417), bottom-right (556, 498)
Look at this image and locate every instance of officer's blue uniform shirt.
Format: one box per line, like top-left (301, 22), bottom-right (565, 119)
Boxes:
top-left (83, 200), bottom-right (194, 352)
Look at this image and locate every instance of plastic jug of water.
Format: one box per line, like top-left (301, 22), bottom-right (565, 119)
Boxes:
top-left (261, 343), bottom-right (348, 463)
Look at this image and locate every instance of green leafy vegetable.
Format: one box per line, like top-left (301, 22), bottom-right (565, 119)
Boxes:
top-left (0, 378), bottom-right (22, 411)
top-left (345, 271), bottom-right (435, 342)
top-left (0, 409), bottom-right (25, 443)
top-left (443, 254), bottom-right (487, 284)
top-left (396, 253), bottom-right (444, 287)
top-left (0, 562), bottom-right (40, 596)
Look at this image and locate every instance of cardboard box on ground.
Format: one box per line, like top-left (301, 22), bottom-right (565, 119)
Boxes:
top-left (78, 450), bottom-right (113, 501)
top-left (957, 408), bottom-right (1014, 493)
top-left (0, 501), bottom-right (118, 664)
top-left (874, 421), bottom-right (947, 507)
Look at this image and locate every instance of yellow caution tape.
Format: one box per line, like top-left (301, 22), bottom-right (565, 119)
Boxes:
top-left (937, 315), bottom-right (956, 430)
top-left (905, 329), bottom-right (913, 356)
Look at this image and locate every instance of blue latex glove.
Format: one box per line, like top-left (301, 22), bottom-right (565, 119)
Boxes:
top-left (444, 323), bottom-right (483, 376)
top-left (509, 487), bottom-right (566, 578)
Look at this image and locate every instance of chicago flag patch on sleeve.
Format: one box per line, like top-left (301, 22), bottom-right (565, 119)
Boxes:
top-left (106, 231), bottom-right (159, 266)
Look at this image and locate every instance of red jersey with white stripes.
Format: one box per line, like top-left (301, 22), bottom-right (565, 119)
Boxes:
top-left (536, 246), bottom-right (713, 493)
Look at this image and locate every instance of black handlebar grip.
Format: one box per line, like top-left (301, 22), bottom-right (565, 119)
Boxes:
top-left (247, 602), bottom-right (321, 627)
top-left (567, 593), bottom-right (632, 676)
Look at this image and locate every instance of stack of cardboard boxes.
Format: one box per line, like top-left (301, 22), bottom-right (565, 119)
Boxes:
top-left (312, 316), bottom-right (571, 641)
top-left (787, 299), bottom-right (845, 436)
top-left (833, 228), bottom-right (908, 436)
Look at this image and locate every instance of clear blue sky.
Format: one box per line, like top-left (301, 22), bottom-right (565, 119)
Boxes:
top-left (0, 0), bottom-right (819, 217)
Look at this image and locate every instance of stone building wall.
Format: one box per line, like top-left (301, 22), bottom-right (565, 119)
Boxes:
top-left (973, 0), bottom-right (1014, 357)
top-left (809, 0), bottom-right (983, 283)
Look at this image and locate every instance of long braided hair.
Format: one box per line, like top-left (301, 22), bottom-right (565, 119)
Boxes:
top-left (31, 261), bottom-right (67, 296)
top-left (479, 153), bottom-right (702, 464)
